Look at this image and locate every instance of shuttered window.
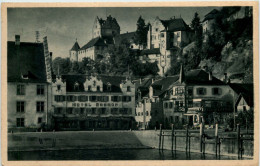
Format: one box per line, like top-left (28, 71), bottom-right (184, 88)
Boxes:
top-left (197, 88), bottom-right (206, 95)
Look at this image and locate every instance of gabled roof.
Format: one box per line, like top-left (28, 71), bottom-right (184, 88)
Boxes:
top-left (203, 9), bottom-right (219, 22)
top-left (70, 41), bottom-right (80, 51)
top-left (80, 37), bottom-right (107, 50)
top-left (152, 76), bottom-right (179, 96)
top-left (57, 75), bottom-right (128, 93)
top-left (229, 83), bottom-right (253, 97)
top-left (231, 83), bottom-right (254, 107)
top-left (160, 18), bottom-right (191, 32)
top-left (183, 69), bottom-right (225, 85)
top-left (141, 48), bottom-right (160, 55)
top-left (8, 41), bottom-right (47, 83)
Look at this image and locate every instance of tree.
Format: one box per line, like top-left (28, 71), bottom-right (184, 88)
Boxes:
top-left (70, 61), bottom-right (79, 74)
top-left (134, 16), bottom-right (148, 47)
top-left (190, 12), bottom-right (201, 33)
top-left (52, 57), bottom-right (71, 75)
top-left (190, 12), bottom-right (203, 65)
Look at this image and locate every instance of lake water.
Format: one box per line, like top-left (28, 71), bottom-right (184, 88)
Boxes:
top-left (8, 149), bottom-right (249, 160)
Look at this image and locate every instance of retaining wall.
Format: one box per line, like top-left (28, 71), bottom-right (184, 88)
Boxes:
top-left (133, 130), bottom-right (254, 158)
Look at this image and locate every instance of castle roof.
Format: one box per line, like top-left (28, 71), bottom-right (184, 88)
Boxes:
top-left (160, 18), bottom-right (191, 32)
top-left (202, 9), bottom-right (219, 22)
top-left (70, 41), bottom-right (80, 51)
top-left (8, 41), bottom-right (47, 83)
top-left (101, 15), bottom-right (120, 30)
top-left (80, 37), bottom-right (107, 50)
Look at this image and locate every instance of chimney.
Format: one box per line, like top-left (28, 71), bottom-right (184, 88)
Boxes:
top-left (139, 78), bottom-right (142, 84)
top-left (49, 52), bottom-right (53, 64)
top-left (209, 71), bottom-right (212, 81)
top-left (15, 35), bottom-right (20, 45)
top-left (179, 64), bottom-right (185, 83)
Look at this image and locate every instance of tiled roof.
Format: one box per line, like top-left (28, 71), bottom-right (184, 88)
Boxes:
top-left (179, 69), bottom-right (225, 85)
top-left (203, 9), bottom-right (219, 22)
top-left (141, 48), bottom-right (160, 55)
top-left (160, 18), bottom-right (191, 32)
top-left (70, 41), bottom-right (80, 51)
top-left (80, 37), bottom-right (107, 50)
top-left (152, 76), bottom-right (179, 96)
top-left (8, 41), bottom-right (47, 83)
top-left (58, 75), bottom-right (128, 93)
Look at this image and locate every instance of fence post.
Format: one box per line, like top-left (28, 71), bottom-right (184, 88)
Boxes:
top-left (159, 124), bottom-right (162, 150)
top-left (171, 124), bottom-right (174, 151)
top-left (237, 124), bottom-right (240, 159)
top-left (200, 123), bottom-right (203, 153)
top-left (186, 124), bottom-right (188, 152)
top-left (215, 123), bottom-right (219, 156)
top-left (162, 131), bottom-right (165, 151)
top-left (174, 131), bottom-right (177, 151)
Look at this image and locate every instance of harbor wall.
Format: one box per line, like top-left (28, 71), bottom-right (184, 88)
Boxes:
top-left (133, 130), bottom-right (254, 158)
top-left (8, 130), bottom-right (254, 158)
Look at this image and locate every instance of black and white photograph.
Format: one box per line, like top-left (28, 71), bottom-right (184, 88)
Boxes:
top-left (2, 2), bottom-right (258, 165)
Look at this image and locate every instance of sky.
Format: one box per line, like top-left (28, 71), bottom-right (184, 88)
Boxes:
top-left (8, 7), bottom-right (221, 59)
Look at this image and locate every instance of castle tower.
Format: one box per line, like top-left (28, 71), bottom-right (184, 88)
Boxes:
top-left (70, 39), bottom-right (80, 62)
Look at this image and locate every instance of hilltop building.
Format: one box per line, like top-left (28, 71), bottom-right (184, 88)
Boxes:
top-left (7, 35), bottom-right (52, 131)
top-left (139, 16), bottom-right (194, 76)
top-left (69, 15), bottom-right (119, 62)
top-left (92, 15), bottom-right (120, 42)
top-left (51, 74), bottom-right (136, 130)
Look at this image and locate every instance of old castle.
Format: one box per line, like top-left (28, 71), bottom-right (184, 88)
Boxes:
top-left (69, 15), bottom-right (194, 76)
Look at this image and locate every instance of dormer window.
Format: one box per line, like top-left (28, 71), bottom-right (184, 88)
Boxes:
top-left (74, 82), bottom-right (79, 91)
top-left (127, 86), bottom-right (131, 92)
top-left (107, 82), bottom-right (111, 91)
top-left (57, 85), bottom-right (61, 91)
top-left (97, 86), bottom-right (100, 91)
top-left (88, 85), bottom-right (92, 91)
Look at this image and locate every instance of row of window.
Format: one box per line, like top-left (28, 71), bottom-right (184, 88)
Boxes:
top-left (136, 111), bottom-right (150, 116)
top-left (164, 101), bottom-right (184, 109)
top-left (16, 101), bottom-right (44, 113)
top-left (84, 85), bottom-right (131, 92)
top-left (16, 117), bottom-right (43, 127)
top-left (172, 87), bottom-right (222, 96)
top-left (54, 95), bottom-right (132, 102)
top-left (78, 46), bottom-right (105, 55)
top-left (17, 84), bottom-right (44, 95)
top-left (54, 107), bottom-right (132, 115)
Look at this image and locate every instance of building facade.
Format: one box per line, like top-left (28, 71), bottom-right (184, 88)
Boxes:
top-left (141, 16), bottom-right (194, 76)
top-left (7, 35), bottom-right (52, 131)
top-left (77, 37), bottom-right (108, 61)
top-left (51, 75), bottom-right (136, 130)
top-left (135, 66), bottom-right (242, 129)
top-left (69, 15), bottom-right (120, 62)
top-left (92, 15), bottom-right (120, 40)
